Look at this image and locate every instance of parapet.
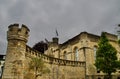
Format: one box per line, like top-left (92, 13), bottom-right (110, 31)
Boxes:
top-left (104, 32), bottom-right (117, 42)
top-left (7, 23), bottom-right (30, 42)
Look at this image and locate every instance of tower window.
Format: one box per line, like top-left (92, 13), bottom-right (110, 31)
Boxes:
top-left (26, 31), bottom-right (28, 34)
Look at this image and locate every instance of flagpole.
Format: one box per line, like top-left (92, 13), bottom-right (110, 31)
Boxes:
top-left (55, 29), bottom-right (59, 37)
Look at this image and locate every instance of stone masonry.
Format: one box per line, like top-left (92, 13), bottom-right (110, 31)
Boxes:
top-left (2, 24), bottom-right (120, 79)
top-left (2, 24), bottom-right (85, 79)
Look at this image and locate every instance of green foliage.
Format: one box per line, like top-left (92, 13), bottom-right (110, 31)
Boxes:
top-left (29, 57), bottom-right (44, 72)
top-left (33, 41), bottom-right (48, 53)
top-left (95, 32), bottom-right (120, 78)
top-left (118, 39), bottom-right (120, 45)
top-left (29, 57), bottom-right (50, 79)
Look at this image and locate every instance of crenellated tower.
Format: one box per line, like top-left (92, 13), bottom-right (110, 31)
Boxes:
top-left (2, 24), bottom-right (30, 79)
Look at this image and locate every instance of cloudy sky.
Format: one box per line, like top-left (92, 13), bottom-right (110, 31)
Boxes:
top-left (0, 0), bottom-right (120, 54)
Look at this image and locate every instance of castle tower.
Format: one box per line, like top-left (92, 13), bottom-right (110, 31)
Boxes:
top-left (52, 37), bottom-right (59, 44)
top-left (2, 24), bottom-right (30, 79)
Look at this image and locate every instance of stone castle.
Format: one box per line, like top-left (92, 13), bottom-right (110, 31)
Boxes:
top-left (2, 24), bottom-right (120, 79)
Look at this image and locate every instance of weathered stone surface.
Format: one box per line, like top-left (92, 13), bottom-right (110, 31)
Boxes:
top-left (2, 24), bottom-right (120, 79)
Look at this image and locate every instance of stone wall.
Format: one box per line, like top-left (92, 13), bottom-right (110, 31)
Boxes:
top-left (2, 24), bottom-right (85, 79)
top-left (25, 45), bottom-right (85, 79)
top-left (2, 24), bottom-right (120, 79)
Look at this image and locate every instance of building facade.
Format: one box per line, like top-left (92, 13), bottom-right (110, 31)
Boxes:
top-left (2, 24), bottom-right (120, 79)
top-left (45, 31), bottom-right (120, 79)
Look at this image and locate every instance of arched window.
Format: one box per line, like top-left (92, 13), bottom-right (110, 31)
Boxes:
top-left (74, 47), bottom-right (79, 61)
top-left (64, 51), bottom-right (67, 60)
top-left (93, 46), bottom-right (97, 60)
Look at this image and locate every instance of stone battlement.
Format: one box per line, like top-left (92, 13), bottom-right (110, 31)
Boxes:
top-left (8, 23), bottom-right (30, 32)
top-left (7, 23), bottom-right (30, 42)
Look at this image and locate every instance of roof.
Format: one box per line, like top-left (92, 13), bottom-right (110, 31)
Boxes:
top-left (61, 31), bottom-right (117, 46)
top-left (61, 32), bottom-right (100, 46)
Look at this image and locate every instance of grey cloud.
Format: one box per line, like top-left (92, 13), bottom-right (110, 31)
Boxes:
top-left (8, 1), bottom-right (26, 21)
top-left (0, 41), bottom-right (7, 54)
top-left (0, 0), bottom-right (120, 54)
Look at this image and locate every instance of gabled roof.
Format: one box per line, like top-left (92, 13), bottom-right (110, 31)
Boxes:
top-left (61, 32), bottom-right (100, 46)
top-left (61, 31), bottom-right (117, 46)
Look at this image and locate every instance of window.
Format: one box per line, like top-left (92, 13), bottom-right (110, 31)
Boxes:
top-left (97, 70), bottom-right (100, 73)
top-left (93, 46), bottom-right (97, 60)
top-left (64, 51), bottom-right (67, 60)
top-left (74, 47), bottom-right (79, 61)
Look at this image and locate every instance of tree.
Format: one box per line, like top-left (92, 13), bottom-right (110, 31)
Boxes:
top-left (33, 41), bottom-right (48, 53)
top-left (29, 57), bottom-right (50, 79)
top-left (95, 32), bottom-right (120, 79)
top-left (118, 39), bottom-right (120, 43)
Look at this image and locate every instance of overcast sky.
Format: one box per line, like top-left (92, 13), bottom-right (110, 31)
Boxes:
top-left (0, 0), bottom-right (120, 54)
